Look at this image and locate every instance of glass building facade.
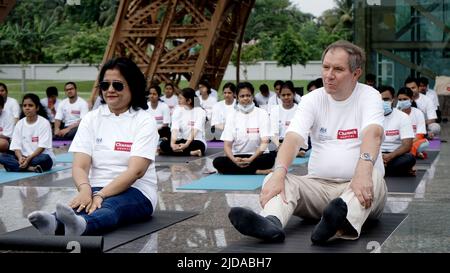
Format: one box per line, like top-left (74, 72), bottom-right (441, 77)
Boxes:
top-left (354, 0), bottom-right (450, 89)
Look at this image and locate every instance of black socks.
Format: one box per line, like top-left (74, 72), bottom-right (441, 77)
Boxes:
top-left (311, 197), bottom-right (348, 244)
top-left (228, 207), bottom-right (285, 243)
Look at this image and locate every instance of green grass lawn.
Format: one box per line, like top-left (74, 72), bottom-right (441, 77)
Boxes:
top-left (0, 79), bottom-right (309, 101)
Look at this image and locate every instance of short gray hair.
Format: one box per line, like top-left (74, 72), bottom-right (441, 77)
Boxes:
top-left (321, 40), bottom-right (365, 73)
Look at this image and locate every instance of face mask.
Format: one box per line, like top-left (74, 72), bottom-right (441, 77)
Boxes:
top-left (397, 100), bottom-right (411, 110)
top-left (383, 101), bottom-right (393, 116)
top-left (235, 101), bottom-right (255, 114)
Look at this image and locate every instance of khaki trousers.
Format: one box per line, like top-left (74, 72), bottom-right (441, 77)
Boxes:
top-left (260, 170), bottom-right (387, 239)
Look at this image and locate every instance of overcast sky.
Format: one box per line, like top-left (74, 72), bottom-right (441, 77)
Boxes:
top-left (290, 0), bottom-right (336, 17)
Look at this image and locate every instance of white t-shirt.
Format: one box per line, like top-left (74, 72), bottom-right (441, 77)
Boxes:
top-left (270, 104), bottom-right (298, 139)
top-left (195, 89), bottom-right (218, 99)
top-left (40, 98), bottom-right (61, 123)
top-left (0, 110), bottom-right (15, 138)
top-left (221, 107), bottom-right (271, 155)
top-left (4, 97), bottom-right (20, 120)
top-left (199, 95), bottom-right (218, 121)
top-left (10, 115), bottom-right (55, 163)
top-left (407, 107), bottom-right (427, 135)
top-left (267, 93), bottom-right (302, 113)
top-left (55, 97), bottom-right (89, 127)
top-left (287, 83), bottom-right (385, 180)
top-left (425, 88), bottom-right (440, 108)
top-left (146, 101), bottom-right (171, 129)
top-left (255, 91), bottom-right (276, 110)
top-left (69, 105), bottom-right (159, 209)
top-left (415, 93), bottom-right (437, 120)
top-left (381, 108), bottom-right (414, 152)
top-left (211, 99), bottom-right (235, 127)
top-left (160, 95), bottom-right (179, 115)
top-left (171, 107), bottom-right (207, 145)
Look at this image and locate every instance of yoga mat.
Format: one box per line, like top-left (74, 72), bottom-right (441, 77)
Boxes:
top-left (0, 210), bottom-right (198, 253)
top-left (385, 170), bottom-right (426, 193)
top-left (52, 140), bottom-right (72, 148)
top-left (0, 166), bottom-right (72, 185)
top-left (206, 141), bottom-right (224, 148)
top-left (427, 140), bottom-right (441, 151)
top-left (416, 150), bottom-right (439, 165)
top-left (177, 174), bottom-right (266, 191)
top-left (156, 147), bottom-right (223, 163)
top-left (292, 156), bottom-right (309, 165)
top-left (223, 213), bottom-right (407, 253)
top-left (55, 153), bottom-right (73, 163)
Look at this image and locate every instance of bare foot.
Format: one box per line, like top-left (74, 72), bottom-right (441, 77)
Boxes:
top-left (297, 150), bottom-right (306, 157)
top-left (190, 149), bottom-right (203, 157)
top-left (256, 169), bottom-right (273, 175)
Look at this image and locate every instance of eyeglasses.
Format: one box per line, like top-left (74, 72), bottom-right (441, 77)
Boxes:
top-left (99, 81), bottom-right (126, 92)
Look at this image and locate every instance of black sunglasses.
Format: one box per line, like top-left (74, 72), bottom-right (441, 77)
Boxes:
top-left (99, 81), bottom-right (126, 92)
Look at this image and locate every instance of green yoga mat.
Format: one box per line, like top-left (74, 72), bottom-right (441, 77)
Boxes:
top-left (0, 166), bottom-right (72, 185)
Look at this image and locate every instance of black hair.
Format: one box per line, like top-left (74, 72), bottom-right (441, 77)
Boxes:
top-left (198, 80), bottom-right (211, 95)
top-left (0, 82), bottom-right (7, 93)
top-left (366, 73), bottom-right (376, 82)
top-left (280, 83), bottom-right (298, 104)
top-left (20, 93), bottom-right (49, 120)
top-left (404, 76), bottom-right (419, 87)
top-left (259, 84), bottom-right (269, 94)
top-left (164, 83), bottom-right (174, 89)
top-left (149, 85), bottom-right (162, 97)
top-left (46, 86), bottom-right (58, 97)
top-left (307, 80), bottom-right (317, 91)
top-left (222, 82), bottom-right (236, 94)
top-left (0, 95), bottom-right (4, 107)
top-left (64, 81), bottom-right (77, 90)
top-left (379, 85), bottom-right (395, 98)
top-left (236, 82), bottom-right (255, 96)
top-left (97, 57), bottom-right (148, 111)
top-left (284, 80), bottom-right (294, 90)
top-left (418, 77), bottom-right (429, 86)
top-left (274, 80), bottom-right (284, 89)
top-left (180, 87), bottom-right (196, 108)
top-left (315, 78), bottom-right (323, 88)
top-left (397, 87), bottom-right (417, 108)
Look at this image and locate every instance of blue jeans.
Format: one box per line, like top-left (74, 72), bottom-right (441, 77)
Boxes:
top-left (55, 187), bottom-right (154, 235)
top-left (0, 153), bottom-right (53, 172)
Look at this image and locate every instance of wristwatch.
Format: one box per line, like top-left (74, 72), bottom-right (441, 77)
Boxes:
top-left (360, 152), bottom-right (375, 165)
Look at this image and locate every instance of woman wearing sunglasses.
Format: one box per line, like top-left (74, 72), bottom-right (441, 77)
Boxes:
top-left (27, 57), bottom-right (159, 236)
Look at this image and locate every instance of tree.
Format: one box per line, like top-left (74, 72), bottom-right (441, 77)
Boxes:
top-left (318, 0), bottom-right (354, 41)
top-left (231, 42), bottom-right (262, 80)
top-left (274, 26), bottom-right (311, 80)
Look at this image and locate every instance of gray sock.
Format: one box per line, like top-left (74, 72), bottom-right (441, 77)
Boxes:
top-left (55, 203), bottom-right (87, 236)
top-left (27, 211), bottom-right (57, 235)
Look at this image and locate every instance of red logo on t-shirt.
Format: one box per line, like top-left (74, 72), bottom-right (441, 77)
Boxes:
top-left (385, 130), bottom-right (400, 136)
top-left (155, 116), bottom-right (163, 121)
top-left (337, 129), bottom-right (358, 139)
top-left (247, 128), bottom-right (260, 134)
top-left (31, 136), bottom-right (39, 142)
top-left (114, 141), bottom-right (132, 152)
top-left (71, 110), bottom-right (81, 115)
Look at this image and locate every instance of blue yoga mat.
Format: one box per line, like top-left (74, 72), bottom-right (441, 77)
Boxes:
top-left (292, 156), bottom-right (309, 165)
top-left (55, 153), bottom-right (73, 163)
top-left (0, 165), bottom-right (72, 185)
top-left (177, 174), bottom-right (266, 191)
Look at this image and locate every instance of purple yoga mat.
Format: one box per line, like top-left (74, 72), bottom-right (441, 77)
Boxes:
top-left (52, 140), bottom-right (72, 148)
top-left (207, 141), bottom-right (224, 148)
top-left (428, 139), bottom-right (441, 150)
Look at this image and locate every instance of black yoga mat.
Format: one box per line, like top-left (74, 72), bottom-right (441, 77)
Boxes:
top-left (156, 147), bottom-right (223, 163)
top-left (222, 213), bottom-right (407, 253)
top-left (0, 210), bottom-right (198, 253)
top-left (415, 150), bottom-right (439, 165)
top-left (385, 169), bottom-right (426, 193)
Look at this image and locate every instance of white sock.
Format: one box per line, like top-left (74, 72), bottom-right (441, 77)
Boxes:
top-left (55, 203), bottom-right (87, 236)
top-left (27, 211), bottom-right (57, 235)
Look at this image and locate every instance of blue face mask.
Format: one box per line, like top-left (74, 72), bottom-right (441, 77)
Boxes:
top-left (397, 100), bottom-right (412, 110)
top-left (383, 101), bottom-right (393, 115)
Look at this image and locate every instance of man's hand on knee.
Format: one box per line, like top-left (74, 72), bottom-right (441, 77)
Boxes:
top-left (350, 175), bottom-right (374, 209)
top-left (260, 171), bottom-right (288, 208)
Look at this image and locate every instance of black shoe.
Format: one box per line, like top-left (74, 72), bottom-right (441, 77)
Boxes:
top-left (228, 207), bottom-right (285, 243)
top-left (311, 198), bottom-right (348, 244)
